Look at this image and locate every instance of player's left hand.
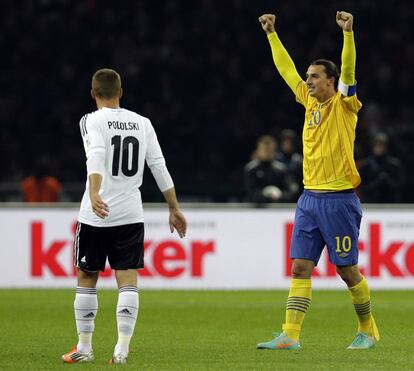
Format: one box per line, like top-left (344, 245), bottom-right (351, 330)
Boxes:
top-left (336, 11), bottom-right (353, 32)
top-left (169, 208), bottom-right (187, 238)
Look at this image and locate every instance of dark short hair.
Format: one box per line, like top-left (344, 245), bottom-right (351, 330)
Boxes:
top-left (310, 59), bottom-right (339, 90)
top-left (92, 68), bottom-right (122, 99)
top-left (373, 132), bottom-right (389, 144)
top-left (280, 129), bottom-right (297, 142)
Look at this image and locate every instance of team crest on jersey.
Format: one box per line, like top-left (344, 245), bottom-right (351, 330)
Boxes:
top-left (308, 109), bottom-right (322, 127)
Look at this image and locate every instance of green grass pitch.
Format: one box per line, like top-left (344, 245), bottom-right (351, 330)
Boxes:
top-left (0, 289), bottom-right (413, 370)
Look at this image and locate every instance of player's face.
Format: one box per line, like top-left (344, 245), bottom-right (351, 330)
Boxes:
top-left (306, 65), bottom-right (334, 100)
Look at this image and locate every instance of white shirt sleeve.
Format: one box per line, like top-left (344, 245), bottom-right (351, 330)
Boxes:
top-left (145, 119), bottom-right (174, 192)
top-left (80, 114), bottom-right (106, 176)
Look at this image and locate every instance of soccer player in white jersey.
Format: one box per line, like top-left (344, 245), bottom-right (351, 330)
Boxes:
top-left (62, 68), bottom-right (187, 364)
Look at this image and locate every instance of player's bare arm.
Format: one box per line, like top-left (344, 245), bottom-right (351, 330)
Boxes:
top-left (258, 14), bottom-right (276, 35)
top-left (163, 187), bottom-right (187, 238)
top-left (88, 173), bottom-right (109, 219)
top-left (336, 11), bottom-right (353, 32)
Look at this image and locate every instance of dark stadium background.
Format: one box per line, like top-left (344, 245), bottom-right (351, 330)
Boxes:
top-left (1, 0), bottom-right (412, 202)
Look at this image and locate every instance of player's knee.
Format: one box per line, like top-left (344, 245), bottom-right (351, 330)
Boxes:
top-left (291, 263), bottom-right (312, 279)
top-left (336, 265), bottom-right (361, 287)
top-left (115, 269), bottom-right (137, 288)
top-left (77, 268), bottom-right (99, 287)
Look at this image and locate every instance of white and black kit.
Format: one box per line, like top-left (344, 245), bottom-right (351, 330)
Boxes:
top-left (76, 107), bottom-right (174, 270)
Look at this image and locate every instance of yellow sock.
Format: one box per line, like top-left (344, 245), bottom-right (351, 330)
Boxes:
top-left (348, 276), bottom-right (380, 340)
top-left (282, 278), bottom-right (312, 341)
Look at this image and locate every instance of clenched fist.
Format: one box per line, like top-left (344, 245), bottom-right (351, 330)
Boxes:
top-left (336, 11), bottom-right (353, 32)
top-left (259, 14), bottom-right (276, 35)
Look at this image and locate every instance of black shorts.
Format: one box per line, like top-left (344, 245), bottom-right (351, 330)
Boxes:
top-left (74, 222), bottom-right (144, 272)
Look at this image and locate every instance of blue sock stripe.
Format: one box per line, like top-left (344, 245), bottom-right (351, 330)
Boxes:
top-left (288, 296), bottom-right (311, 303)
top-left (354, 300), bottom-right (371, 316)
top-left (286, 304), bottom-right (309, 311)
top-left (355, 307), bottom-right (371, 314)
top-left (286, 302), bottom-right (310, 309)
top-left (354, 301), bottom-right (370, 308)
top-left (287, 297), bottom-right (311, 303)
top-left (287, 300), bottom-right (311, 307)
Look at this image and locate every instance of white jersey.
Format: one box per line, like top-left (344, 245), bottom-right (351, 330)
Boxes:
top-left (78, 107), bottom-right (174, 227)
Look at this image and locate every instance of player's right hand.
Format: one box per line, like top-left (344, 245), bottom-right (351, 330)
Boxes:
top-left (90, 193), bottom-right (109, 219)
top-left (259, 14), bottom-right (276, 35)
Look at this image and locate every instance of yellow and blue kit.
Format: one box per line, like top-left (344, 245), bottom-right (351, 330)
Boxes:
top-left (267, 30), bottom-right (362, 265)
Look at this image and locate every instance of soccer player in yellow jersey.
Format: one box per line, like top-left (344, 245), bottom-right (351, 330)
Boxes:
top-left (257, 11), bottom-right (380, 350)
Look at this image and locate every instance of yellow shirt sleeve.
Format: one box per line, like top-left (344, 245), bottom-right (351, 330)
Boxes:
top-left (267, 32), bottom-right (303, 95)
top-left (340, 31), bottom-right (356, 85)
top-left (339, 31), bottom-right (361, 112)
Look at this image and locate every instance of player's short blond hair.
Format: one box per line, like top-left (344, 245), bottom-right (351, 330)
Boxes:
top-left (92, 68), bottom-right (122, 99)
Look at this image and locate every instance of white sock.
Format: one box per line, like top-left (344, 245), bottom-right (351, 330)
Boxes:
top-left (115, 286), bottom-right (139, 356)
top-left (74, 287), bottom-right (98, 353)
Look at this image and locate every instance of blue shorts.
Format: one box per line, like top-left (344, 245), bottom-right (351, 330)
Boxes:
top-left (290, 190), bottom-right (362, 266)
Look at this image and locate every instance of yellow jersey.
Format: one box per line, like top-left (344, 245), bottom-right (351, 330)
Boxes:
top-left (296, 82), bottom-right (362, 189)
top-left (267, 31), bottom-right (361, 190)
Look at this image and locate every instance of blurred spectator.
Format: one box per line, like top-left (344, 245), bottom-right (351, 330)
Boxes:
top-left (244, 135), bottom-right (296, 203)
top-left (21, 156), bottom-right (61, 202)
top-left (358, 133), bottom-right (404, 203)
top-left (275, 129), bottom-right (303, 200)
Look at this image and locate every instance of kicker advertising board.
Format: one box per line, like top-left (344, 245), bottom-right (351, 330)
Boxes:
top-left (0, 207), bottom-right (413, 289)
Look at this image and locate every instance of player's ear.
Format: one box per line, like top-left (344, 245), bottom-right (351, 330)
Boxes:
top-left (91, 89), bottom-right (96, 100)
top-left (119, 88), bottom-right (123, 99)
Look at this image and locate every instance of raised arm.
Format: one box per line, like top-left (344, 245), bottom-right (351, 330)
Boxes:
top-left (336, 11), bottom-right (357, 93)
top-left (259, 14), bottom-right (303, 94)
